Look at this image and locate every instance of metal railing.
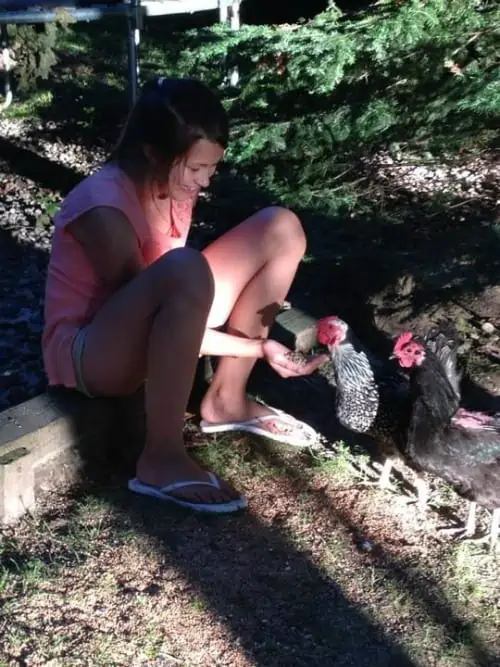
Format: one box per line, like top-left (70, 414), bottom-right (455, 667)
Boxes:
top-left (0, 0), bottom-right (241, 109)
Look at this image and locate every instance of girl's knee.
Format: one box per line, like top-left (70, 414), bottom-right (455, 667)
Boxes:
top-left (260, 206), bottom-right (307, 255)
top-left (156, 247), bottom-right (215, 307)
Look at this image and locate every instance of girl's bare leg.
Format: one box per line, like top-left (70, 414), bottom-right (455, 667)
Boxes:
top-left (79, 247), bottom-right (240, 502)
top-left (201, 206), bottom-right (307, 425)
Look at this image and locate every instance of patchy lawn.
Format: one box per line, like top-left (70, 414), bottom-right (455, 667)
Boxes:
top-left (1, 432), bottom-right (499, 667)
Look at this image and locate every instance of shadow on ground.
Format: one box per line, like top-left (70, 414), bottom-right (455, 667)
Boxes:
top-left (4, 378), bottom-right (500, 664)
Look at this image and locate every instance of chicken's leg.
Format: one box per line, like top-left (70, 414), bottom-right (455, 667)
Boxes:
top-left (456, 505), bottom-right (499, 553)
top-left (456, 506), bottom-right (499, 553)
top-left (489, 508), bottom-right (499, 553)
top-left (378, 457), bottom-right (393, 489)
top-left (439, 502), bottom-right (500, 554)
top-left (464, 501), bottom-right (477, 537)
top-left (438, 501), bottom-right (477, 538)
top-left (359, 457), bottom-right (395, 489)
top-left (415, 474), bottom-right (429, 510)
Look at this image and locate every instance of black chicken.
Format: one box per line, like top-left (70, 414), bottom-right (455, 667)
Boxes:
top-left (314, 316), bottom-right (463, 503)
top-left (393, 330), bottom-right (500, 552)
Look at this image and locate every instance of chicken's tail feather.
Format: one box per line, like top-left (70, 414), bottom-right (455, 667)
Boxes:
top-left (424, 321), bottom-right (464, 401)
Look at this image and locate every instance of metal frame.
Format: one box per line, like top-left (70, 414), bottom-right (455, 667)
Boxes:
top-left (0, 0), bottom-right (241, 110)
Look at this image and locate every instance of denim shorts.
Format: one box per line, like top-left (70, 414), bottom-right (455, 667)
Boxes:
top-left (71, 326), bottom-right (94, 398)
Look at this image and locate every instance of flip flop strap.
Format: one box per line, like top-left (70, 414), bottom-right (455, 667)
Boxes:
top-left (251, 413), bottom-right (317, 439)
top-left (160, 471), bottom-right (220, 494)
top-left (251, 413), bottom-right (305, 427)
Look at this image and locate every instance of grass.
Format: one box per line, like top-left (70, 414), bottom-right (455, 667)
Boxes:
top-left (309, 440), bottom-right (371, 485)
top-left (193, 432), bottom-right (280, 480)
top-left (1, 438), bottom-right (498, 666)
top-left (2, 90), bottom-right (54, 120)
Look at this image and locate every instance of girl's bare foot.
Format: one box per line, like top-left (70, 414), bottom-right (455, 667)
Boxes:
top-left (136, 449), bottom-right (241, 504)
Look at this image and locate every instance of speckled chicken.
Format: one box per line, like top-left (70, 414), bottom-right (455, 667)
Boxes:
top-left (315, 316), bottom-right (463, 496)
top-left (393, 330), bottom-right (500, 552)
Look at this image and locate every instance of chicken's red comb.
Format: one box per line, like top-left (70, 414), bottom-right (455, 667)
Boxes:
top-left (317, 315), bottom-right (343, 346)
top-left (317, 316), bottom-right (339, 332)
top-left (394, 331), bottom-right (414, 353)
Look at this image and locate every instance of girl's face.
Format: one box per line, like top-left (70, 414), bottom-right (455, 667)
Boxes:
top-left (167, 138), bottom-right (225, 201)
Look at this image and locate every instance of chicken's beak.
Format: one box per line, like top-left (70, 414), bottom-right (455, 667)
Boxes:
top-left (388, 353), bottom-right (396, 360)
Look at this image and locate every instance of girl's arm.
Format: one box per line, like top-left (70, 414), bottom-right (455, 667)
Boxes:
top-left (200, 328), bottom-right (264, 358)
top-left (68, 207), bottom-right (144, 291)
top-left (200, 328), bottom-right (328, 379)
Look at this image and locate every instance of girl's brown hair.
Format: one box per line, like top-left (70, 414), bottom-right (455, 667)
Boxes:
top-left (110, 77), bottom-right (229, 180)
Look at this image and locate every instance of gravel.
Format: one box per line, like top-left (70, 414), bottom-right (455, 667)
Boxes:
top-left (1, 116), bottom-right (499, 413)
top-left (0, 161), bottom-right (53, 410)
top-left (371, 150), bottom-right (500, 202)
top-left (0, 117), bottom-right (106, 174)
top-left (0, 115), bottom-right (105, 411)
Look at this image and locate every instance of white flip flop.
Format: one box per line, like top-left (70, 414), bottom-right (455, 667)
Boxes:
top-left (199, 407), bottom-right (319, 448)
top-left (128, 472), bottom-right (248, 514)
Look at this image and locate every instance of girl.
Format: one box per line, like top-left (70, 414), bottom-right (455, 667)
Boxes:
top-left (42, 77), bottom-right (326, 514)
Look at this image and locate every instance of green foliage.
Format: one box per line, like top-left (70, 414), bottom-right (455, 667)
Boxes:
top-left (7, 0), bottom-right (497, 216)
top-left (7, 13), bottom-right (74, 94)
top-left (162, 0), bottom-right (499, 214)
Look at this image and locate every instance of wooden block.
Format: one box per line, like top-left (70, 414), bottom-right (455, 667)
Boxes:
top-left (0, 389), bottom-right (143, 524)
top-left (271, 307), bottom-right (318, 353)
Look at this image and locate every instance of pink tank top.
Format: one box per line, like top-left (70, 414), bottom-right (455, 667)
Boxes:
top-left (42, 162), bottom-right (195, 388)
